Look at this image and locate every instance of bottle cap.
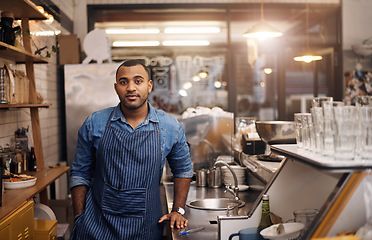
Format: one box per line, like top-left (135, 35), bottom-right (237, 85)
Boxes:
top-left (262, 194), bottom-right (269, 200)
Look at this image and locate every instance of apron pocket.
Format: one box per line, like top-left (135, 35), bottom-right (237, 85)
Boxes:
top-left (102, 183), bottom-right (146, 217)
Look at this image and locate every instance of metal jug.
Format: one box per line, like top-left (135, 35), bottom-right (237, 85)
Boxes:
top-left (207, 167), bottom-right (222, 188)
top-left (196, 169), bottom-right (207, 187)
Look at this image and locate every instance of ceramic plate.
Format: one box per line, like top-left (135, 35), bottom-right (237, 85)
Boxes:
top-left (4, 178), bottom-right (37, 189)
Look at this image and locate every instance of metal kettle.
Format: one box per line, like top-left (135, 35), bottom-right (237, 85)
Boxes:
top-left (207, 167), bottom-right (222, 188)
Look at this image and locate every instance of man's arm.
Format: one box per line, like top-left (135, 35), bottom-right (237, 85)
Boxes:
top-left (172, 177), bottom-right (191, 213)
top-left (158, 177), bottom-right (191, 229)
top-left (71, 185), bottom-right (88, 217)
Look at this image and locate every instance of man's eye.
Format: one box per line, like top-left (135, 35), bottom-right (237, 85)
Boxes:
top-left (120, 81), bottom-right (127, 85)
top-left (135, 79), bottom-right (143, 84)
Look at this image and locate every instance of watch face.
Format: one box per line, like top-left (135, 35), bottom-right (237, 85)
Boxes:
top-left (178, 207), bottom-right (185, 215)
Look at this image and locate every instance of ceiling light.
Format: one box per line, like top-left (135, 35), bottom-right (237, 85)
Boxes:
top-left (243, 0), bottom-right (283, 40)
top-left (192, 76), bottom-right (201, 82)
top-left (179, 90), bottom-right (188, 97)
top-left (162, 40), bottom-right (210, 46)
top-left (198, 66), bottom-right (209, 79)
top-left (106, 29), bottom-right (160, 34)
top-left (294, 54), bottom-right (322, 63)
top-left (214, 81), bottom-right (222, 88)
top-left (293, 0), bottom-right (322, 63)
top-left (263, 68), bottom-right (273, 74)
top-left (164, 27), bottom-right (220, 34)
top-left (113, 41), bottom-right (160, 47)
top-left (183, 82), bottom-right (193, 90)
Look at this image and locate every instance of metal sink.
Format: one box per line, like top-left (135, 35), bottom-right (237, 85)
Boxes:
top-left (186, 198), bottom-right (245, 211)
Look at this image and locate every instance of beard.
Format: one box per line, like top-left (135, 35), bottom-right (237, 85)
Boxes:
top-left (121, 93), bottom-right (148, 110)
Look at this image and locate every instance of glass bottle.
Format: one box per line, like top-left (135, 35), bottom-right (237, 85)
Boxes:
top-left (0, 67), bottom-right (8, 104)
top-left (28, 147), bottom-right (37, 171)
top-left (257, 194), bottom-right (273, 238)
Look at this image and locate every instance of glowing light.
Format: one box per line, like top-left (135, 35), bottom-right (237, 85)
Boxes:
top-left (179, 90), bottom-right (188, 97)
top-left (192, 76), bottom-right (201, 82)
top-left (263, 68), bottom-right (273, 74)
top-left (113, 41), bottom-right (160, 47)
top-left (106, 29), bottom-right (160, 34)
top-left (214, 81), bottom-right (222, 88)
top-left (162, 40), bottom-right (210, 46)
top-left (164, 27), bottom-right (220, 34)
top-left (183, 82), bottom-right (193, 90)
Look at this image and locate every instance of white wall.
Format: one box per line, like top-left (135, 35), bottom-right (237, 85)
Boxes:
top-left (342, 0), bottom-right (372, 50)
top-left (342, 0), bottom-right (372, 71)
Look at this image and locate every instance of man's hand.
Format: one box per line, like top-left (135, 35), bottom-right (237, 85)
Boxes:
top-left (158, 212), bottom-right (188, 229)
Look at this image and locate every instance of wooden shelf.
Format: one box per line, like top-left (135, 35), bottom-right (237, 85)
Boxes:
top-left (0, 166), bottom-right (70, 221)
top-left (0, 41), bottom-right (49, 64)
top-left (0, 103), bottom-right (51, 109)
top-left (0, 0), bottom-right (47, 20)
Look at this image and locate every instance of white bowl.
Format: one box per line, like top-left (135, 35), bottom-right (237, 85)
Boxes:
top-left (352, 43), bottom-right (372, 57)
top-left (260, 223), bottom-right (304, 240)
top-left (4, 178), bottom-right (37, 189)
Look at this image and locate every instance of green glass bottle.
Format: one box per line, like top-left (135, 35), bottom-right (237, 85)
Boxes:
top-left (257, 194), bottom-right (273, 238)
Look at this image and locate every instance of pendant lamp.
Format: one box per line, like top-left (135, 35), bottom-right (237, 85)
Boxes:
top-left (294, 1), bottom-right (322, 63)
top-left (243, 0), bottom-right (283, 40)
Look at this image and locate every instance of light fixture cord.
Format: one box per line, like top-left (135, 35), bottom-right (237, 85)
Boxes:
top-left (306, 0), bottom-right (309, 49)
top-left (261, 0), bottom-right (264, 20)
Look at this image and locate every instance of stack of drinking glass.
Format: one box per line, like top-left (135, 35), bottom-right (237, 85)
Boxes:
top-left (294, 96), bottom-right (372, 161)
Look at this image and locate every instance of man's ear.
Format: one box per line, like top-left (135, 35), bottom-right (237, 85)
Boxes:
top-left (148, 79), bottom-right (153, 93)
top-left (114, 82), bottom-right (118, 94)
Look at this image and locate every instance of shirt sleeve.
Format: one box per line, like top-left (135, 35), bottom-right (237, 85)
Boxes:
top-left (167, 122), bottom-right (193, 178)
top-left (70, 115), bottom-right (96, 189)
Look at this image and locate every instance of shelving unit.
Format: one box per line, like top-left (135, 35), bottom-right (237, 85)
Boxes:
top-left (0, 103), bottom-right (51, 109)
top-left (0, 0), bottom-right (70, 228)
top-left (0, 41), bottom-right (49, 64)
top-left (0, 0), bottom-right (48, 170)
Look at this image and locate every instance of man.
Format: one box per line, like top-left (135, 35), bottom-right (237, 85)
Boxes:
top-left (70, 59), bottom-right (193, 239)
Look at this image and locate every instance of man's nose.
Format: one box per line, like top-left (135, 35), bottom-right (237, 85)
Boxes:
top-left (127, 81), bottom-right (136, 91)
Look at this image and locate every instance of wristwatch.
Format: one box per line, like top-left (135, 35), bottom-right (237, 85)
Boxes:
top-left (173, 207), bottom-right (185, 216)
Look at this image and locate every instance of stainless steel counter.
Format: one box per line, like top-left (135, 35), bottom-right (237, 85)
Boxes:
top-left (163, 182), bottom-right (261, 240)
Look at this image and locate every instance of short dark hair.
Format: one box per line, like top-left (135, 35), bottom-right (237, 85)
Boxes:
top-left (115, 59), bottom-right (150, 79)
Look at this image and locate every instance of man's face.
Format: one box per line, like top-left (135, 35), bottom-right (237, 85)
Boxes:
top-left (114, 64), bottom-right (152, 111)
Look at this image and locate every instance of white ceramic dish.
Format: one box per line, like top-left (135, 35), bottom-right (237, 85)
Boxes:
top-left (216, 155), bottom-right (235, 164)
top-left (238, 185), bottom-right (249, 191)
top-left (4, 178), bottom-right (37, 189)
top-left (249, 184), bottom-right (265, 191)
top-left (260, 223), bottom-right (304, 240)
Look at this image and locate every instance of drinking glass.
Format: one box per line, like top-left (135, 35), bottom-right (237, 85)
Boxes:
top-left (359, 107), bottom-right (372, 160)
top-left (306, 113), bottom-right (316, 151)
top-left (333, 106), bottom-right (358, 160)
top-left (312, 97), bottom-right (333, 108)
top-left (293, 209), bottom-right (319, 237)
top-left (294, 113), bottom-right (305, 149)
top-left (311, 107), bottom-right (324, 154)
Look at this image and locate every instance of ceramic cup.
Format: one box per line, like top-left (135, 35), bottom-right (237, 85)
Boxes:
top-left (228, 227), bottom-right (259, 240)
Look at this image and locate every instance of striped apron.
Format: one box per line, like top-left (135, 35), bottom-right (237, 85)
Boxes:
top-left (71, 110), bottom-right (164, 239)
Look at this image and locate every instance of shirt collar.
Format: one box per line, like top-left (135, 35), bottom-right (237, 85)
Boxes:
top-left (111, 102), bottom-right (159, 124)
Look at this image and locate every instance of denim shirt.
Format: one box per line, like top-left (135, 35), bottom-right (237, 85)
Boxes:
top-left (70, 103), bottom-right (193, 189)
